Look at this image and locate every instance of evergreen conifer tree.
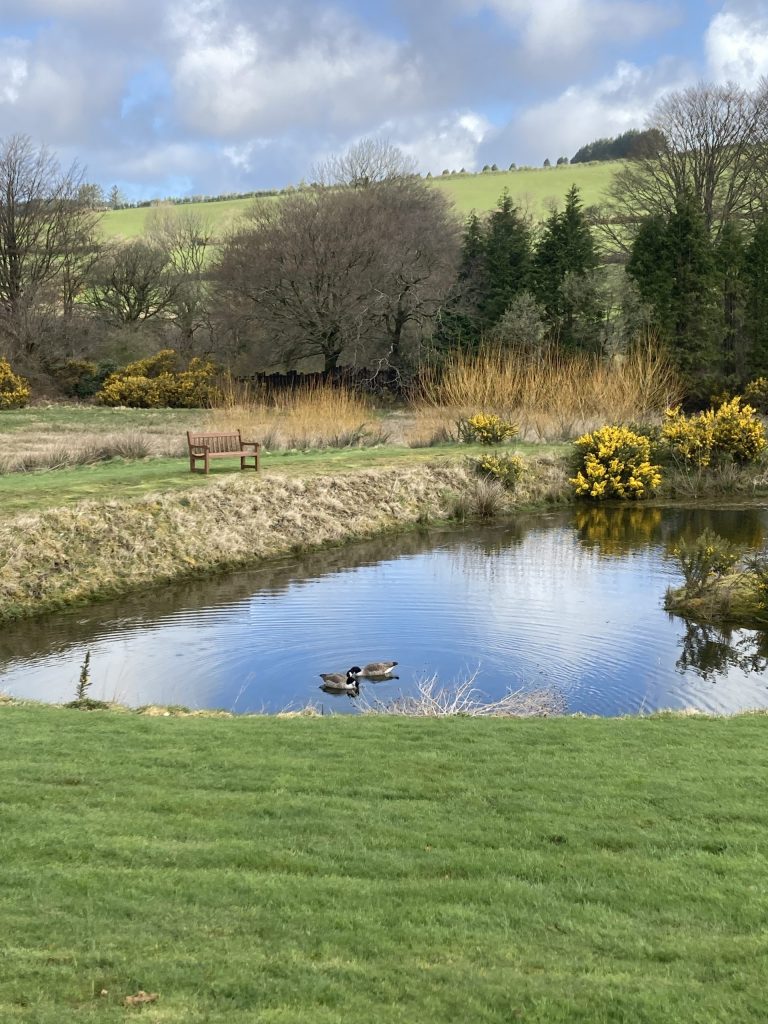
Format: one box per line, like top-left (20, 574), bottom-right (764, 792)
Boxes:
top-left (715, 220), bottom-right (747, 383)
top-left (627, 194), bottom-right (722, 396)
top-left (479, 190), bottom-right (532, 326)
top-left (743, 212), bottom-right (768, 378)
top-left (533, 185), bottom-right (600, 346)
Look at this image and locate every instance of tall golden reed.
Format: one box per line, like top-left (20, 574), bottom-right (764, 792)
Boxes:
top-left (418, 338), bottom-right (680, 441)
top-left (208, 375), bottom-right (372, 449)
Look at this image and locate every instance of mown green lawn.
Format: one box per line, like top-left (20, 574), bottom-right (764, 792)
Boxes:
top-left (1, 709), bottom-right (767, 1023)
top-left (0, 443), bottom-right (563, 517)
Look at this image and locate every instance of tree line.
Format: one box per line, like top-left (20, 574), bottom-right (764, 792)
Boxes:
top-left (2, 81), bottom-right (768, 402)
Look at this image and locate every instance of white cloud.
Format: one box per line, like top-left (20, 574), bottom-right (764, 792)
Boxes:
top-left (390, 111), bottom-right (491, 174)
top-left (166, 1), bottom-right (421, 138)
top-left (454, 0), bottom-right (675, 58)
top-left (706, 9), bottom-right (768, 89)
top-left (485, 56), bottom-right (693, 166)
top-left (0, 38), bottom-right (28, 105)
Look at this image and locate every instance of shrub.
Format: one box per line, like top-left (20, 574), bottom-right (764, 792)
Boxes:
top-left (0, 358), bottom-right (30, 409)
top-left (662, 398), bottom-right (766, 467)
top-left (122, 349), bottom-right (179, 378)
top-left (96, 353), bottom-right (219, 408)
top-left (458, 412), bottom-right (518, 445)
top-left (661, 406), bottom-right (714, 467)
top-left (744, 377), bottom-right (768, 414)
top-left (571, 425), bottom-right (661, 500)
top-left (97, 374), bottom-right (162, 408)
top-left (473, 452), bottom-right (525, 489)
top-left (673, 529), bottom-right (743, 594)
top-left (711, 397), bottom-right (766, 463)
top-left (51, 359), bottom-right (115, 399)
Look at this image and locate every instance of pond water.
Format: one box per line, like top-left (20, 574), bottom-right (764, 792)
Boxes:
top-left (3, 503), bottom-right (768, 716)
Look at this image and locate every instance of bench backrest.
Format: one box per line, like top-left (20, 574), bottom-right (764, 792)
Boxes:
top-left (187, 431), bottom-right (242, 453)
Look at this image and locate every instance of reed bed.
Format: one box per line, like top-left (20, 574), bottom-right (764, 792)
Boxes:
top-left (418, 342), bottom-right (680, 442)
top-left (208, 376), bottom-right (388, 450)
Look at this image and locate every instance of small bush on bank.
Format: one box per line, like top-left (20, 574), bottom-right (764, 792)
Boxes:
top-left (458, 412), bottom-right (518, 445)
top-left (673, 529), bottom-right (743, 594)
top-left (744, 377), bottom-right (768, 414)
top-left (571, 425), bottom-right (661, 500)
top-left (97, 352), bottom-right (219, 408)
top-left (473, 452), bottom-right (525, 489)
top-left (662, 398), bottom-right (766, 468)
top-left (0, 358), bottom-right (30, 409)
top-left (51, 359), bottom-right (115, 399)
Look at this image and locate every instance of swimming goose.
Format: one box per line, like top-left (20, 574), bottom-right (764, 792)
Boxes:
top-left (319, 667), bottom-right (362, 696)
top-left (355, 661), bottom-right (398, 678)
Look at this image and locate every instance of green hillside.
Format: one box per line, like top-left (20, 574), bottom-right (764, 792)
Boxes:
top-left (429, 161), bottom-right (621, 215)
top-left (100, 161), bottom-right (623, 239)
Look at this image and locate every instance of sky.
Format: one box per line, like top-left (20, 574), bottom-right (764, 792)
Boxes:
top-left (0, 0), bottom-right (767, 201)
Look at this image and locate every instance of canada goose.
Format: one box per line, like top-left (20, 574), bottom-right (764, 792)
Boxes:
top-left (319, 667), bottom-right (361, 696)
top-left (355, 661), bottom-right (398, 678)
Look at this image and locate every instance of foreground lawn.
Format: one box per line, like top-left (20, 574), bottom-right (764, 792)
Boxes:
top-left (1, 709), bottom-right (767, 1023)
top-left (0, 442), bottom-right (563, 516)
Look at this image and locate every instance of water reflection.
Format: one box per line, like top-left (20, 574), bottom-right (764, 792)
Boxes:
top-left (675, 620), bottom-right (768, 681)
top-left (3, 503), bottom-right (768, 715)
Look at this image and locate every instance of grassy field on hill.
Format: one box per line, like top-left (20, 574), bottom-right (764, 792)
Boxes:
top-left (101, 162), bottom-right (622, 238)
top-left (2, 707), bottom-right (767, 1023)
top-left (429, 161), bottom-right (621, 216)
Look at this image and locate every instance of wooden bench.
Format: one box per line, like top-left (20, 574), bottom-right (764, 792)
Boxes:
top-left (187, 431), bottom-right (261, 475)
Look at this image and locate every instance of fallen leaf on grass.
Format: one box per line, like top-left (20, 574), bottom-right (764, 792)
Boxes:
top-left (123, 990), bottom-right (159, 1007)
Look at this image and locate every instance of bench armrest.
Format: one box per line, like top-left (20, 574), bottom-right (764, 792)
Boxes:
top-left (241, 440), bottom-right (260, 449)
top-left (189, 443), bottom-right (210, 454)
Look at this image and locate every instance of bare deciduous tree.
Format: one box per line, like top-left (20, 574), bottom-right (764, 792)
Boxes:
top-left (600, 80), bottom-right (768, 253)
top-left (368, 180), bottom-right (460, 367)
top-left (214, 180), bottom-right (459, 373)
top-left (85, 240), bottom-right (177, 327)
top-left (216, 190), bottom-right (382, 371)
top-left (313, 137), bottom-right (417, 189)
top-left (147, 207), bottom-right (216, 351)
top-left (0, 134), bottom-right (102, 358)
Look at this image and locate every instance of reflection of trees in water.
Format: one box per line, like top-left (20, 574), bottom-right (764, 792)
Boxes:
top-left (0, 528), bottom-right (459, 665)
top-left (676, 620), bottom-right (768, 681)
top-left (573, 504), bottom-right (768, 560)
top-left (659, 507), bottom-right (766, 554)
top-left (574, 506), bottom-right (663, 556)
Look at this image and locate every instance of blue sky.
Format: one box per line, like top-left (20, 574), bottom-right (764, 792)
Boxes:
top-left (0, 0), bottom-right (766, 200)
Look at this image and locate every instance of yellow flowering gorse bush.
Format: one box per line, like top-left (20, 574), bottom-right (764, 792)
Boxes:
top-left (0, 358), bottom-right (30, 409)
top-left (571, 425), bottom-right (661, 500)
top-left (97, 352), bottom-right (219, 408)
top-left (458, 412), bottom-right (518, 445)
top-left (662, 397), bottom-right (766, 466)
top-left (474, 452), bottom-right (525, 489)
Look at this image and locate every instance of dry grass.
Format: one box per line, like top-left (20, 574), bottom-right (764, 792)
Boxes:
top-left (418, 341), bottom-right (680, 442)
top-left (0, 463), bottom-right (473, 621)
top-left (0, 431), bottom-right (186, 474)
top-left (208, 376), bottom-right (388, 450)
top-left (357, 674), bottom-right (566, 717)
top-left (0, 457), bottom-right (576, 622)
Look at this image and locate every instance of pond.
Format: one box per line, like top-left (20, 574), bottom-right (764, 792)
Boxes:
top-left (3, 502), bottom-right (768, 716)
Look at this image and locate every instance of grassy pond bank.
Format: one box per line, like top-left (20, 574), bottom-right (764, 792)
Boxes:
top-left (1, 707), bottom-right (767, 1023)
